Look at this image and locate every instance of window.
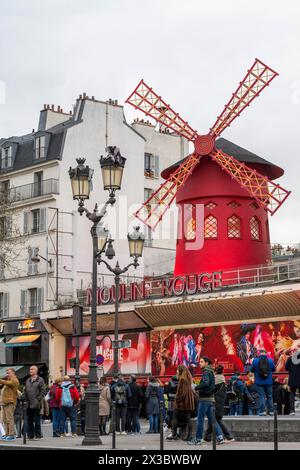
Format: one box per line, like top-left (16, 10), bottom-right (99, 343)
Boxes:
top-left (0, 293), bottom-right (9, 318)
top-left (228, 201), bottom-right (240, 209)
top-left (250, 216), bottom-right (261, 240)
top-left (204, 215), bottom-right (218, 239)
top-left (0, 180), bottom-right (10, 201)
top-left (228, 215), bottom-right (241, 238)
top-left (205, 201), bottom-right (217, 210)
top-left (0, 147), bottom-right (12, 169)
top-left (27, 247), bottom-right (39, 275)
top-left (184, 205), bottom-right (196, 241)
top-left (34, 136), bottom-right (46, 160)
top-left (144, 153), bottom-right (159, 178)
top-left (24, 208), bottom-right (46, 234)
top-left (0, 216), bottom-right (12, 238)
top-left (33, 172), bottom-right (43, 197)
top-left (20, 288), bottom-right (43, 316)
top-left (250, 201), bottom-right (259, 210)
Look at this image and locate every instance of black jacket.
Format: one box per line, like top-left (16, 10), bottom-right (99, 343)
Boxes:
top-left (286, 356), bottom-right (300, 388)
top-left (214, 382), bottom-right (226, 417)
top-left (24, 376), bottom-right (46, 410)
top-left (127, 382), bottom-right (143, 409)
top-left (195, 366), bottom-right (215, 398)
top-left (166, 378), bottom-right (178, 402)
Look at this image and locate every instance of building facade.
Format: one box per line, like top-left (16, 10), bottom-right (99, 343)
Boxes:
top-left (0, 94), bottom-right (188, 380)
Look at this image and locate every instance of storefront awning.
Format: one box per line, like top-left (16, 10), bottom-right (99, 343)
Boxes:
top-left (5, 334), bottom-right (40, 348)
top-left (135, 290), bottom-right (300, 329)
top-left (0, 337), bottom-right (5, 343)
top-left (0, 365), bottom-right (23, 378)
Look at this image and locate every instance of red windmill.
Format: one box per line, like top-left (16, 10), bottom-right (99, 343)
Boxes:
top-left (126, 59), bottom-right (291, 276)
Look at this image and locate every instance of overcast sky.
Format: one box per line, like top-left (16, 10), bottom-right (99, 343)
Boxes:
top-left (0, 0), bottom-right (299, 244)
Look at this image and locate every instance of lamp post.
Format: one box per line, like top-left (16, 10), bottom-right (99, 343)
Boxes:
top-left (97, 226), bottom-right (145, 374)
top-left (69, 146), bottom-right (126, 446)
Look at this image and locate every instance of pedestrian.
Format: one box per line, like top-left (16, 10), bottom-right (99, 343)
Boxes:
top-left (145, 377), bottom-right (160, 434)
top-left (14, 390), bottom-right (23, 438)
top-left (110, 374), bottom-right (131, 435)
top-left (99, 377), bottom-right (111, 435)
top-left (167, 364), bottom-right (196, 441)
top-left (272, 376), bottom-right (282, 414)
top-left (79, 386), bottom-right (86, 435)
top-left (251, 348), bottom-right (275, 416)
top-left (24, 365), bottom-right (46, 440)
top-left (0, 368), bottom-right (19, 440)
top-left (227, 373), bottom-right (245, 416)
top-left (56, 375), bottom-right (79, 437)
top-left (285, 349), bottom-right (300, 416)
top-left (280, 378), bottom-right (291, 415)
top-left (166, 375), bottom-right (178, 429)
top-left (126, 375), bottom-right (143, 434)
top-left (48, 378), bottom-right (63, 437)
top-left (245, 372), bottom-right (260, 416)
top-left (188, 356), bottom-right (225, 445)
top-left (204, 365), bottom-right (235, 442)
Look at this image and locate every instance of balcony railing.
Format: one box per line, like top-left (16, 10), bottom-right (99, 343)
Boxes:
top-left (9, 179), bottom-right (59, 202)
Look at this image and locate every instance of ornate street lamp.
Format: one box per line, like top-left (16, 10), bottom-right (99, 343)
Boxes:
top-left (68, 147), bottom-right (126, 446)
top-left (97, 226), bottom-right (144, 374)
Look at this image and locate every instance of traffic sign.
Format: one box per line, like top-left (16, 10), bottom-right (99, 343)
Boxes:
top-left (96, 354), bottom-right (104, 365)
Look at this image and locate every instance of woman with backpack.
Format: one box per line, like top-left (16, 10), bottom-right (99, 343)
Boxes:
top-left (251, 348), bottom-right (275, 416)
top-left (227, 374), bottom-right (245, 415)
top-left (145, 377), bottom-right (160, 433)
top-left (99, 377), bottom-right (111, 435)
top-left (55, 375), bottom-right (79, 437)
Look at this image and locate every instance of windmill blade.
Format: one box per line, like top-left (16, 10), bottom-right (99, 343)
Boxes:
top-left (209, 59), bottom-right (278, 137)
top-left (126, 80), bottom-right (198, 141)
top-left (135, 153), bottom-right (200, 230)
top-left (210, 148), bottom-right (291, 215)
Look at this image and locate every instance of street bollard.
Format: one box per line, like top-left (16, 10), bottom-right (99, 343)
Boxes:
top-left (211, 402), bottom-right (217, 451)
top-left (159, 400), bottom-right (164, 451)
top-left (273, 402), bottom-right (278, 451)
top-left (21, 398), bottom-right (27, 445)
top-left (112, 400), bottom-right (116, 450)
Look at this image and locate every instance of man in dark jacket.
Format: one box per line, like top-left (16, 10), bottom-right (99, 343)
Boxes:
top-left (285, 349), bottom-right (300, 415)
top-left (188, 357), bottom-right (224, 445)
top-left (24, 365), bottom-right (46, 440)
top-left (251, 349), bottom-right (275, 416)
top-left (111, 374), bottom-right (132, 434)
top-left (126, 375), bottom-right (143, 434)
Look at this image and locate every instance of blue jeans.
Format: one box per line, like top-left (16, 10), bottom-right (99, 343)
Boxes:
top-left (149, 414), bottom-right (158, 432)
top-left (59, 407), bottom-right (77, 434)
top-left (196, 401), bottom-right (223, 441)
top-left (229, 401), bottom-right (244, 416)
top-left (51, 408), bottom-right (61, 435)
top-left (257, 385), bottom-right (274, 414)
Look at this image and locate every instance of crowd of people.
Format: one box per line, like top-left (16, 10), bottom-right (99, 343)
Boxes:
top-left (0, 347), bottom-right (299, 444)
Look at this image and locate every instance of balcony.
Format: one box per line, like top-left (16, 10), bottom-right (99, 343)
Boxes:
top-left (9, 179), bottom-right (59, 203)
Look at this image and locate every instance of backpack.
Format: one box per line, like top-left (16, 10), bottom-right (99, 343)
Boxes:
top-left (226, 380), bottom-right (237, 400)
top-left (115, 384), bottom-right (126, 405)
top-left (61, 384), bottom-right (73, 408)
top-left (258, 356), bottom-right (270, 379)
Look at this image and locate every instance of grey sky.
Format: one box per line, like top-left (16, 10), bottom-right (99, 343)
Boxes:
top-left (0, 0), bottom-right (299, 243)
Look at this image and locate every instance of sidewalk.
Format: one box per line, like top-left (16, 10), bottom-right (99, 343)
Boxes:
top-left (1, 424), bottom-right (300, 450)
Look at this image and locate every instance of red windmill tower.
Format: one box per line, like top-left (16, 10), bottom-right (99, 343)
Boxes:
top-left (126, 59), bottom-right (291, 277)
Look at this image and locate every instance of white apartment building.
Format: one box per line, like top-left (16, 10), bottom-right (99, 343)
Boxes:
top-left (0, 93), bottom-right (188, 379)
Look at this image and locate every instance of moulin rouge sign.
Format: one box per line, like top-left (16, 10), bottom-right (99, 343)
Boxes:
top-left (86, 271), bottom-right (222, 306)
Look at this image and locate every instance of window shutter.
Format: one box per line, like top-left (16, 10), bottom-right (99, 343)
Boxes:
top-left (3, 293), bottom-right (9, 317)
top-left (37, 288), bottom-right (44, 312)
top-left (39, 208), bottom-right (46, 232)
top-left (27, 247), bottom-right (33, 275)
top-left (20, 290), bottom-right (27, 316)
top-left (154, 155), bottom-right (159, 178)
top-left (33, 247), bottom-right (39, 274)
top-left (6, 216), bottom-right (13, 237)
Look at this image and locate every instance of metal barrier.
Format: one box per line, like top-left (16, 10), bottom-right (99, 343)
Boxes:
top-left (274, 403), bottom-right (278, 450)
top-left (111, 400), bottom-right (116, 449)
top-left (211, 402), bottom-right (217, 451)
top-left (21, 398), bottom-right (27, 445)
top-left (159, 400), bottom-right (164, 451)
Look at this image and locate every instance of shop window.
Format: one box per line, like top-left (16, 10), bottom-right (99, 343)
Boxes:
top-left (228, 215), bottom-right (241, 238)
top-left (204, 215), bottom-right (218, 239)
top-left (250, 216), bottom-right (261, 240)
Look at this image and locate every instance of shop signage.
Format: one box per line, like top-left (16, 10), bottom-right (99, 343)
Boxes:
top-left (86, 271), bottom-right (222, 306)
top-left (17, 320), bottom-right (36, 331)
top-left (0, 323), bottom-right (4, 334)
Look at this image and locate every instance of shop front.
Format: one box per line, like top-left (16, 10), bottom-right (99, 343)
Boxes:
top-left (0, 318), bottom-right (49, 383)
